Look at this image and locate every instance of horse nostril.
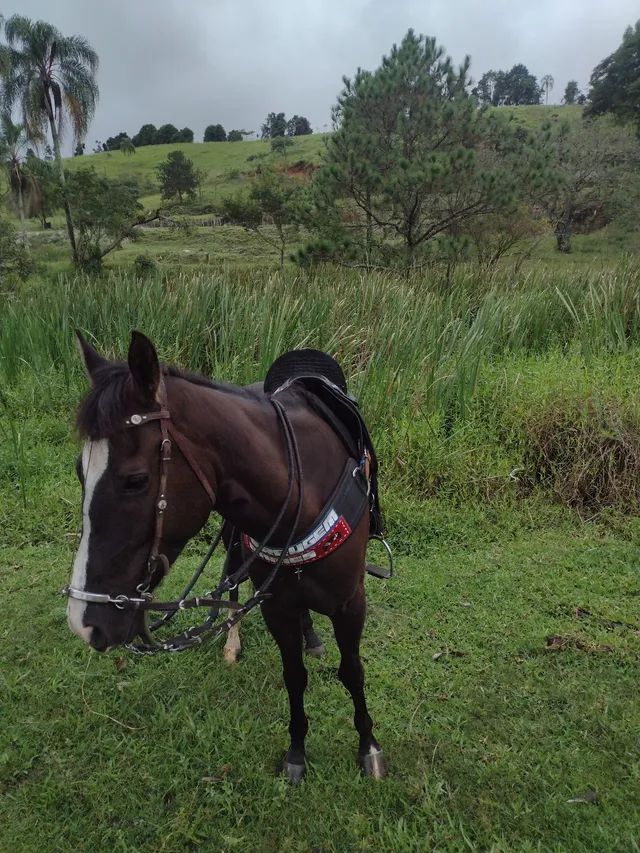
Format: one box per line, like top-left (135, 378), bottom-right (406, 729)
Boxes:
top-left (89, 626), bottom-right (109, 652)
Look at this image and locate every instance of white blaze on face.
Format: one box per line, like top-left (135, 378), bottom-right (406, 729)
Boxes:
top-left (67, 439), bottom-right (110, 642)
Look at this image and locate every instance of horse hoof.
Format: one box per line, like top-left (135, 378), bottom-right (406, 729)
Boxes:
top-left (223, 646), bottom-right (241, 664)
top-left (359, 748), bottom-right (386, 779)
top-left (305, 642), bottom-right (325, 658)
top-left (281, 758), bottom-right (306, 784)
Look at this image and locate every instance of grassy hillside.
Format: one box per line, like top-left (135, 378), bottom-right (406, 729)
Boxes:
top-left (65, 133), bottom-right (328, 207)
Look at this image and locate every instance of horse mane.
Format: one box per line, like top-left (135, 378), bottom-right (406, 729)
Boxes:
top-left (77, 362), bottom-right (248, 440)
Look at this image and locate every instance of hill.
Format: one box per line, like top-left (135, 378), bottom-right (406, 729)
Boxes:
top-left (64, 133), bottom-right (328, 208)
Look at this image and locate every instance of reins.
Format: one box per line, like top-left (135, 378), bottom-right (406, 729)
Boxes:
top-left (64, 382), bottom-right (306, 654)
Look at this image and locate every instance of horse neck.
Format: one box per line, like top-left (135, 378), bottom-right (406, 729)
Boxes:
top-left (167, 376), bottom-right (295, 536)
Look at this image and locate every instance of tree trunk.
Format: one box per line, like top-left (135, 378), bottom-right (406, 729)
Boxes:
top-left (16, 178), bottom-right (28, 245)
top-left (277, 224), bottom-right (285, 270)
top-left (48, 113), bottom-right (78, 264)
top-left (365, 191), bottom-right (373, 271)
top-left (554, 217), bottom-right (572, 253)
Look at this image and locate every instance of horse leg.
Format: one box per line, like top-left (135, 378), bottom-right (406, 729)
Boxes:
top-left (223, 585), bottom-right (242, 663)
top-left (302, 608), bottom-right (325, 658)
top-left (331, 584), bottom-right (386, 778)
top-left (262, 603), bottom-right (308, 783)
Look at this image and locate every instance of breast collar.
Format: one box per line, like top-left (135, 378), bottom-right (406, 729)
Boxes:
top-left (242, 458), bottom-right (369, 568)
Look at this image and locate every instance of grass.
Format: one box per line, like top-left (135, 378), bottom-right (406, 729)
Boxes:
top-left (1, 507), bottom-right (639, 851)
top-left (2, 260), bottom-right (640, 850)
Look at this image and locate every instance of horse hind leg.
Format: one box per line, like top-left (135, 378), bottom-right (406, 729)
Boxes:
top-left (331, 584), bottom-right (386, 778)
top-left (223, 586), bottom-right (242, 663)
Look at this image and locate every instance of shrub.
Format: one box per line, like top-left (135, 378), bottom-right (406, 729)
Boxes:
top-left (524, 396), bottom-right (640, 513)
top-left (0, 218), bottom-right (36, 284)
top-left (133, 254), bottom-right (158, 278)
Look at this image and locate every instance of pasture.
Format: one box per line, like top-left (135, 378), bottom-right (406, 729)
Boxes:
top-left (1, 267), bottom-right (639, 851)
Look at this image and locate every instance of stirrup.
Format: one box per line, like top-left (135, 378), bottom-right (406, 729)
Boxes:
top-left (365, 536), bottom-right (394, 580)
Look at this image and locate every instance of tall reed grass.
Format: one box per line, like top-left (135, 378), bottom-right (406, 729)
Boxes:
top-left (2, 263), bottom-right (639, 432)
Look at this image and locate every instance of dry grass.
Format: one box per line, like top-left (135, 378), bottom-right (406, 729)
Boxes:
top-left (525, 396), bottom-right (640, 514)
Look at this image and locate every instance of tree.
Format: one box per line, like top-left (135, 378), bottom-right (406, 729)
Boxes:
top-left (222, 167), bottom-right (306, 268)
top-left (541, 74), bottom-right (554, 105)
top-left (155, 123), bottom-right (180, 145)
top-left (286, 115), bottom-right (312, 136)
top-left (307, 30), bottom-right (549, 271)
top-left (227, 129), bottom-right (244, 142)
top-left (178, 127), bottom-right (193, 143)
top-left (493, 64), bottom-right (542, 105)
top-left (74, 142), bottom-right (85, 156)
top-left (120, 137), bottom-right (135, 156)
top-left (586, 21), bottom-right (640, 133)
top-left (563, 81), bottom-right (580, 105)
top-left (537, 118), bottom-right (640, 252)
top-left (1, 15), bottom-right (99, 264)
top-left (132, 123), bottom-right (157, 147)
top-left (65, 167), bottom-right (144, 270)
top-left (271, 136), bottom-right (294, 159)
top-left (104, 131), bottom-right (129, 151)
top-left (156, 150), bottom-right (200, 202)
top-left (204, 123), bottom-right (226, 142)
top-left (473, 70), bottom-right (498, 105)
top-left (24, 153), bottom-right (61, 228)
top-left (0, 114), bottom-right (29, 239)
top-left (261, 112), bottom-right (287, 139)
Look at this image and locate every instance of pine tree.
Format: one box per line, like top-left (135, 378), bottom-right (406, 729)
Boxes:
top-left (309, 30), bottom-right (550, 271)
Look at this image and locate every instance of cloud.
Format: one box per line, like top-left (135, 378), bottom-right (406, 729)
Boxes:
top-left (10, 0), bottom-right (639, 147)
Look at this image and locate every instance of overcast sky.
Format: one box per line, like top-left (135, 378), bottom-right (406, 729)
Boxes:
top-left (10, 0), bottom-right (640, 148)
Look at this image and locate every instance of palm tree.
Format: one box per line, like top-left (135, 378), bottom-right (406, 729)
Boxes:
top-left (1, 15), bottom-right (99, 264)
top-left (541, 74), bottom-right (554, 105)
top-left (0, 114), bottom-right (29, 241)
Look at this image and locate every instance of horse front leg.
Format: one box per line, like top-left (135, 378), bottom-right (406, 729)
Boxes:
top-left (331, 582), bottom-right (386, 778)
top-left (223, 585), bottom-right (242, 663)
top-left (261, 602), bottom-right (308, 783)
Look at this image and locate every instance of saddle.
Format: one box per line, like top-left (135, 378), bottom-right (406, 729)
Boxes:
top-left (264, 349), bottom-right (385, 538)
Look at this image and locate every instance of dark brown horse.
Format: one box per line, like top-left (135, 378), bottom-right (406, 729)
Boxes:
top-left (66, 331), bottom-right (385, 780)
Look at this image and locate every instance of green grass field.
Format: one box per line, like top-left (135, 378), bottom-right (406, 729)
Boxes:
top-left (1, 265), bottom-right (640, 851)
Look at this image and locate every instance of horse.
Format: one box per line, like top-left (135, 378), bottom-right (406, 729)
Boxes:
top-left (65, 330), bottom-right (386, 780)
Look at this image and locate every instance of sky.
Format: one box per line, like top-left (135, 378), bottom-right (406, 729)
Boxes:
top-left (9, 0), bottom-right (640, 149)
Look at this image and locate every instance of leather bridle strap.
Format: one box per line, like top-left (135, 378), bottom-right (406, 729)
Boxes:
top-left (166, 422), bottom-right (216, 506)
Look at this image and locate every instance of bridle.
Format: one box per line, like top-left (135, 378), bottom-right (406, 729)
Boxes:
top-left (63, 378), bottom-right (305, 653)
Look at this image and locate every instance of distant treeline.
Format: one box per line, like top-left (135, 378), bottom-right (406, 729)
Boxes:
top-left (95, 113), bottom-right (314, 151)
top-left (97, 124), bottom-right (194, 151)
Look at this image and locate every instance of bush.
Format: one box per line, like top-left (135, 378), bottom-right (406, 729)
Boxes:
top-left (0, 218), bottom-right (36, 285)
top-left (524, 396), bottom-right (640, 513)
top-left (133, 254), bottom-right (158, 278)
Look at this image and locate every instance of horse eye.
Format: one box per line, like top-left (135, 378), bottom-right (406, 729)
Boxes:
top-left (124, 473), bottom-right (149, 493)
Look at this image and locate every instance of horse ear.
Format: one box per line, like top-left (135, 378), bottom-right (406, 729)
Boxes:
top-left (75, 331), bottom-right (108, 380)
top-left (128, 330), bottom-right (160, 401)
